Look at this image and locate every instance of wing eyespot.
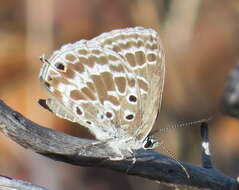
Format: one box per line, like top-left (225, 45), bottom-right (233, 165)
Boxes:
top-left (55, 62), bottom-right (66, 71)
top-left (76, 107), bottom-right (83, 116)
top-left (86, 121), bottom-right (92, 125)
top-left (106, 112), bottom-right (113, 119)
top-left (126, 114), bottom-right (134, 120)
top-left (128, 95), bottom-right (137, 103)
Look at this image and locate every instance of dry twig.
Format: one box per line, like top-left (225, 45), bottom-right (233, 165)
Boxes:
top-left (0, 100), bottom-right (238, 190)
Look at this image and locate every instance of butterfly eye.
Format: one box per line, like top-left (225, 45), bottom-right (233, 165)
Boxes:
top-left (143, 138), bottom-right (152, 149)
top-left (55, 62), bottom-right (66, 71)
top-left (143, 136), bottom-right (158, 149)
top-left (128, 95), bottom-right (137, 103)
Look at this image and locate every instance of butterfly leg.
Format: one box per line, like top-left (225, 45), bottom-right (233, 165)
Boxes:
top-left (126, 147), bottom-right (136, 164)
top-left (110, 146), bottom-right (136, 163)
top-left (109, 139), bottom-right (134, 160)
top-left (125, 148), bottom-right (139, 173)
top-left (80, 140), bottom-right (105, 149)
top-left (108, 145), bottom-right (125, 160)
top-left (108, 137), bottom-right (138, 161)
top-left (158, 140), bottom-right (190, 178)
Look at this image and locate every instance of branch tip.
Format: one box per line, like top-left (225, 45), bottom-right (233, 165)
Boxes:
top-left (200, 122), bottom-right (213, 168)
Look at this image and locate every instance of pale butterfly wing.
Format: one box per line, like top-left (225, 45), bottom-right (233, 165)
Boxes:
top-left (93, 27), bottom-right (165, 141)
top-left (39, 27), bottom-right (165, 150)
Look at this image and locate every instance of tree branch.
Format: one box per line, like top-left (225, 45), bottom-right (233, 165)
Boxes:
top-left (0, 100), bottom-right (238, 190)
top-left (200, 122), bottom-right (213, 169)
top-left (0, 175), bottom-right (47, 190)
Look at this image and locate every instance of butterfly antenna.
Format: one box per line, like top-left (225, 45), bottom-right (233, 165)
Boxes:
top-left (39, 55), bottom-right (49, 64)
top-left (39, 55), bottom-right (58, 71)
top-left (159, 140), bottom-right (190, 179)
top-left (152, 116), bottom-right (213, 135)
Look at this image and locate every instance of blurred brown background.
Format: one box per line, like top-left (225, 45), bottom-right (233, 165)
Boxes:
top-left (0, 0), bottom-right (239, 189)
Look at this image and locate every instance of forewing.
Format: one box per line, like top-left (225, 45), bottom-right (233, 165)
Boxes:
top-left (93, 27), bottom-right (165, 141)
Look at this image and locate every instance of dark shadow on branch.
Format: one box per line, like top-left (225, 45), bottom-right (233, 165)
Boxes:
top-left (0, 100), bottom-right (238, 190)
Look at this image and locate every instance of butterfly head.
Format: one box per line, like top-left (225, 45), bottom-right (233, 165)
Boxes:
top-left (143, 135), bottom-right (158, 149)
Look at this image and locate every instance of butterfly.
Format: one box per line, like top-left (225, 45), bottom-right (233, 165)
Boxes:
top-left (39, 27), bottom-right (165, 159)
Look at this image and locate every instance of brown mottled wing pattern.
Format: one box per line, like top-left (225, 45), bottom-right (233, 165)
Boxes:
top-left (93, 27), bottom-right (165, 141)
top-left (39, 27), bottom-right (165, 145)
